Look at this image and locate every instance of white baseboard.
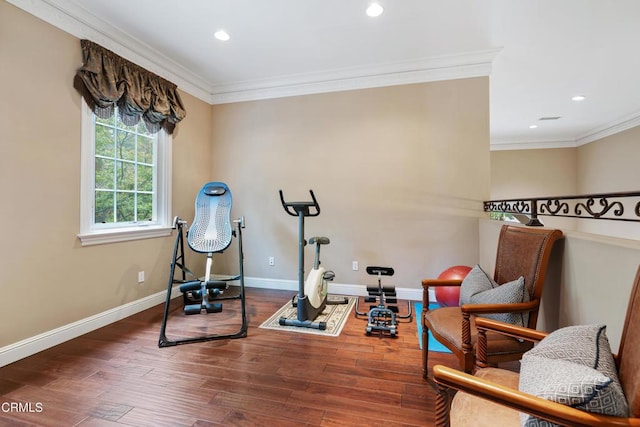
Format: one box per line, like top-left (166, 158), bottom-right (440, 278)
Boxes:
top-left (0, 277), bottom-right (424, 368)
top-left (0, 286), bottom-right (181, 368)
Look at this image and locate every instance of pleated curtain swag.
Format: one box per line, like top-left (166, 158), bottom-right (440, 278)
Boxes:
top-left (74, 39), bottom-right (186, 134)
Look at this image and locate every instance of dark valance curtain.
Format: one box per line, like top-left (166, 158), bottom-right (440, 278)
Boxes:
top-left (74, 39), bottom-right (186, 134)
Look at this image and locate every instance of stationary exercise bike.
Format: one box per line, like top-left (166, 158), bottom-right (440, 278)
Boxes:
top-left (279, 189), bottom-right (348, 330)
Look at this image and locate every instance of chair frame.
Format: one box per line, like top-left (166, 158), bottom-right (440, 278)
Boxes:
top-left (433, 263), bottom-right (640, 427)
top-left (422, 225), bottom-right (563, 377)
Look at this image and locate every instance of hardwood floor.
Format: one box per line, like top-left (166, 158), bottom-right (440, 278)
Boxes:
top-left (0, 288), bottom-right (458, 426)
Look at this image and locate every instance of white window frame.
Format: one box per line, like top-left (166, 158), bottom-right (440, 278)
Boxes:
top-left (78, 99), bottom-right (172, 246)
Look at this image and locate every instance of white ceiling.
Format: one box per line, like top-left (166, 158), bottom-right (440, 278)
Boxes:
top-left (11, 0), bottom-right (640, 149)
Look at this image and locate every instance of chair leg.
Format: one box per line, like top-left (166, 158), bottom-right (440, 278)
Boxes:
top-left (435, 383), bottom-right (452, 427)
top-left (463, 350), bottom-right (475, 374)
top-left (422, 318), bottom-right (430, 379)
top-left (461, 312), bottom-right (475, 373)
top-left (476, 327), bottom-right (489, 370)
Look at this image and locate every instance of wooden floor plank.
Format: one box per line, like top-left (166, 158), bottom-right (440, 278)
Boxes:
top-left (0, 288), bottom-right (458, 426)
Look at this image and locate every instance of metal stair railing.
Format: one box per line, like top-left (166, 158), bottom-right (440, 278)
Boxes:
top-left (484, 191), bottom-right (640, 226)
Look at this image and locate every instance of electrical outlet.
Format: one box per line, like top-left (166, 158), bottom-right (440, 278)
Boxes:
top-left (137, 271), bottom-right (145, 283)
top-left (269, 256), bottom-right (275, 266)
top-left (352, 261), bottom-right (359, 271)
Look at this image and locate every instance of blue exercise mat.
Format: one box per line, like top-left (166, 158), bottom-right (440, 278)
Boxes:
top-left (414, 302), bottom-right (452, 353)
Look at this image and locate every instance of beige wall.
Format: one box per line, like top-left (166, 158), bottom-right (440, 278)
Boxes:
top-left (577, 126), bottom-right (640, 194)
top-left (577, 126), bottom-right (640, 239)
top-left (488, 127), bottom-right (640, 348)
top-left (490, 126), bottom-right (640, 238)
top-left (1, 1), bottom-right (490, 351)
top-left (4, 0), bottom-right (640, 365)
top-left (0, 1), bottom-right (212, 347)
top-left (209, 80), bottom-right (490, 289)
top-left (490, 147), bottom-right (578, 230)
top-left (491, 148), bottom-right (577, 199)
top-left (479, 219), bottom-right (639, 351)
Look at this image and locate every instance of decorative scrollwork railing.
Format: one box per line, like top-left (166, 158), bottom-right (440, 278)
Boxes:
top-left (484, 191), bottom-right (640, 226)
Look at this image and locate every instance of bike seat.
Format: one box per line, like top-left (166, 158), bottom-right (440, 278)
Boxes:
top-left (309, 236), bottom-right (330, 245)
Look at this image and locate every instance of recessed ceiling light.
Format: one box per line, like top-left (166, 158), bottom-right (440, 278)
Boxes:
top-left (366, 3), bottom-right (384, 17)
top-left (214, 30), bottom-right (230, 41)
top-left (572, 95), bottom-right (585, 101)
top-left (529, 125), bottom-right (538, 129)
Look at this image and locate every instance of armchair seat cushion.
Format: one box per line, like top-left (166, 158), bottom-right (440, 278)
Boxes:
top-left (450, 368), bottom-right (521, 427)
top-left (424, 307), bottom-right (534, 356)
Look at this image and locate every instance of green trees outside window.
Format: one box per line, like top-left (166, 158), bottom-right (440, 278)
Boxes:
top-left (94, 112), bottom-right (156, 224)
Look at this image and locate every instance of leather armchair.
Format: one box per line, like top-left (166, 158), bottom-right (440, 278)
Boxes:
top-left (422, 225), bottom-right (563, 377)
top-left (432, 265), bottom-right (640, 426)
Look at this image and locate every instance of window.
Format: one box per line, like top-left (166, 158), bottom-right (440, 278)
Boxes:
top-left (489, 212), bottom-right (520, 223)
top-left (78, 100), bottom-right (172, 245)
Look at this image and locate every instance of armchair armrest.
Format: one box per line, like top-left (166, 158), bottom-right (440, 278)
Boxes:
top-left (460, 299), bottom-right (539, 315)
top-left (475, 317), bottom-right (548, 343)
top-left (458, 301), bottom-right (542, 367)
top-left (472, 308), bottom-right (547, 368)
top-left (421, 278), bottom-right (463, 289)
top-left (433, 365), bottom-right (640, 427)
top-left (421, 279), bottom-right (464, 312)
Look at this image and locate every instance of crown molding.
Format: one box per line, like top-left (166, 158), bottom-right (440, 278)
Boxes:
top-left (576, 111), bottom-right (640, 146)
top-left (8, 0), bottom-right (498, 106)
top-left (8, 0), bottom-right (640, 146)
top-left (490, 139), bottom-right (577, 151)
top-left (491, 110), bottom-right (640, 151)
top-left (210, 49), bottom-right (499, 104)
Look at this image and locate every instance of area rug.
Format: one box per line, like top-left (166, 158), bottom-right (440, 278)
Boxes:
top-left (414, 302), bottom-right (452, 353)
top-left (260, 295), bottom-right (356, 337)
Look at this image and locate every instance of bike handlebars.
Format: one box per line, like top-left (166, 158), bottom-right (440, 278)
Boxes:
top-left (279, 189), bottom-right (320, 217)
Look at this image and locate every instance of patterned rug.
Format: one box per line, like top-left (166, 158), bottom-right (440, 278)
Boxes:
top-left (259, 295), bottom-right (356, 337)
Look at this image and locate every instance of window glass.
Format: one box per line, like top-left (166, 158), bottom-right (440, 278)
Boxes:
top-left (79, 100), bottom-right (172, 245)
